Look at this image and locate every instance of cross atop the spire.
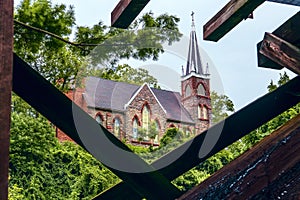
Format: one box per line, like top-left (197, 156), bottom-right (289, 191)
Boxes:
top-left (191, 11), bottom-right (195, 27)
top-left (183, 12), bottom-right (207, 77)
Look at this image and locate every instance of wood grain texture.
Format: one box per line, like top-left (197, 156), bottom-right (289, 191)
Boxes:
top-left (257, 11), bottom-right (300, 69)
top-left (260, 32), bottom-right (300, 75)
top-left (0, 1), bottom-right (13, 199)
top-left (111, 0), bottom-right (150, 28)
top-left (178, 114), bottom-right (300, 200)
top-left (203, 0), bottom-right (265, 41)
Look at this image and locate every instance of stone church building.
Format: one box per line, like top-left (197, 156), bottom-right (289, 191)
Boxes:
top-left (57, 20), bottom-right (211, 145)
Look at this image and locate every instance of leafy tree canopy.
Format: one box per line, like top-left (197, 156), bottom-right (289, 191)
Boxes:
top-left (210, 91), bottom-right (234, 125)
top-left (14, 0), bottom-right (182, 91)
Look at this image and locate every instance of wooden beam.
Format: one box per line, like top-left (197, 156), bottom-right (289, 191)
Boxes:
top-left (0, 1), bottom-right (13, 199)
top-left (12, 55), bottom-right (182, 200)
top-left (96, 76), bottom-right (300, 199)
top-left (257, 11), bottom-right (300, 69)
top-left (111, 0), bottom-right (150, 28)
top-left (203, 0), bottom-right (265, 41)
top-left (260, 32), bottom-right (300, 75)
top-left (178, 114), bottom-right (300, 199)
top-left (267, 0), bottom-right (300, 6)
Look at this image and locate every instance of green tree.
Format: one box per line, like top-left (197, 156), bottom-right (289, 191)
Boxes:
top-left (9, 112), bottom-right (119, 199)
top-left (210, 91), bottom-right (234, 124)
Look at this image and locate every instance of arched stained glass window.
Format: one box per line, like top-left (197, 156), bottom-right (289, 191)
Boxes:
top-left (114, 118), bottom-right (120, 138)
top-left (142, 105), bottom-right (150, 133)
top-left (197, 84), bottom-right (206, 96)
top-left (185, 84), bottom-right (192, 97)
top-left (198, 105), bottom-right (202, 119)
top-left (132, 118), bottom-right (138, 140)
top-left (154, 120), bottom-right (160, 144)
top-left (95, 114), bottom-right (103, 125)
top-left (203, 106), bottom-right (208, 120)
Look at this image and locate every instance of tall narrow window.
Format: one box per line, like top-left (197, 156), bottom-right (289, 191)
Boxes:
top-left (185, 84), bottom-right (192, 97)
top-left (203, 106), bottom-right (208, 120)
top-left (154, 120), bottom-right (160, 144)
top-left (142, 105), bottom-right (150, 133)
top-left (198, 105), bottom-right (202, 119)
top-left (197, 84), bottom-right (206, 96)
top-left (132, 118), bottom-right (138, 140)
top-left (95, 114), bottom-right (103, 125)
top-left (114, 118), bottom-right (120, 138)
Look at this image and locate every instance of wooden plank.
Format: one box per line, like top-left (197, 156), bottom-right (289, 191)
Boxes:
top-left (257, 11), bottom-right (300, 69)
top-left (267, 0), bottom-right (300, 6)
top-left (203, 0), bottom-right (265, 41)
top-left (260, 32), bottom-right (300, 75)
top-left (96, 76), bottom-right (300, 199)
top-left (111, 0), bottom-right (150, 28)
top-left (12, 55), bottom-right (182, 200)
top-left (178, 114), bottom-right (300, 200)
top-left (0, 1), bottom-right (13, 200)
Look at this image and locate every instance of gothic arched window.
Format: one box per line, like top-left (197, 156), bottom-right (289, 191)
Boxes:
top-left (197, 84), bottom-right (206, 96)
top-left (185, 84), bottom-right (192, 97)
top-left (142, 105), bottom-right (150, 133)
top-left (95, 113), bottom-right (103, 125)
top-left (113, 118), bottom-right (121, 138)
top-left (154, 120), bottom-right (160, 144)
top-left (198, 105), bottom-right (202, 119)
top-left (132, 117), bottom-right (138, 140)
top-left (203, 106), bottom-right (208, 120)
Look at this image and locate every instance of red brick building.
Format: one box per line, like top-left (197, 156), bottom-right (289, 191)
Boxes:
top-left (57, 20), bottom-right (211, 145)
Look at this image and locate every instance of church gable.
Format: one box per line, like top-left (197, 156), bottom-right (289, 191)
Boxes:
top-left (125, 84), bottom-right (166, 119)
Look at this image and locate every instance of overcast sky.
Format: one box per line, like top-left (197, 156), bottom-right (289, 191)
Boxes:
top-left (14, 0), bottom-right (299, 110)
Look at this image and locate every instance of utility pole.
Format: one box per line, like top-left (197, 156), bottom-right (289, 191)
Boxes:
top-left (0, 0), bottom-right (14, 199)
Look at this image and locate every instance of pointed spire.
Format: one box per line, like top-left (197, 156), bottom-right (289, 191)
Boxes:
top-left (185, 11), bottom-right (204, 76)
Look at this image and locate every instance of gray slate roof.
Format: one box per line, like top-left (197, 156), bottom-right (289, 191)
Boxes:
top-left (84, 77), bottom-right (194, 124)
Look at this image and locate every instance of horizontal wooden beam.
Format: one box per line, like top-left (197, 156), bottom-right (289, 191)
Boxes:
top-left (267, 0), bottom-right (300, 6)
top-left (203, 0), bottom-right (265, 41)
top-left (111, 0), bottom-right (150, 28)
top-left (96, 76), bottom-right (300, 199)
top-left (12, 54), bottom-right (181, 200)
top-left (260, 32), bottom-right (300, 75)
top-left (178, 114), bottom-right (300, 199)
top-left (257, 11), bottom-right (300, 69)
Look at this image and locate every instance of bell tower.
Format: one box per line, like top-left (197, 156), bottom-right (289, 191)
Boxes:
top-left (181, 12), bottom-right (211, 134)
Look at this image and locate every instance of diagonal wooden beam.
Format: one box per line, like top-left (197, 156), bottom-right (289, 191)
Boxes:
top-left (12, 54), bottom-right (181, 200)
top-left (260, 32), bottom-right (300, 75)
top-left (267, 0), bottom-right (300, 6)
top-left (178, 114), bottom-right (300, 199)
top-left (203, 0), bottom-right (265, 41)
top-left (111, 0), bottom-right (150, 28)
top-left (96, 76), bottom-right (300, 199)
top-left (257, 11), bottom-right (300, 69)
top-left (0, 1), bottom-right (13, 199)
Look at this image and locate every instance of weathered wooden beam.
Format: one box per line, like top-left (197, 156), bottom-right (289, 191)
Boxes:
top-left (203, 0), bottom-right (265, 41)
top-left (267, 0), bottom-right (300, 6)
top-left (178, 114), bottom-right (300, 200)
top-left (257, 11), bottom-right (300, 69)
top-left (0, 1), bottom-right (13, 200)
top-left (96, 76), bottom-right (300, 199)
top-left (260, 32), bottom-right (300, 75)
top-left (111, 0), bottom-right (150, 28)
top-left (12, 55), bottom-right (182, 200)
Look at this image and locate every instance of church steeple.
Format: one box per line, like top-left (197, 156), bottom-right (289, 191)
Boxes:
top-left (184, 12), bottom-right (205, 76)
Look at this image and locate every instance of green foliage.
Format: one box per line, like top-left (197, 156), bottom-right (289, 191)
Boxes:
top-left (160, 128), bottom-right (183, 147)
top-left (9, 112), bottom-right (119, 199)
top-left (91, 64), bottom-right (160, 88)
top-left (210, 91), bottom-right (234, 125)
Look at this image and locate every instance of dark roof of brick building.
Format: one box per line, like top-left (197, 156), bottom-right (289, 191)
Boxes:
top-left (84, 76), bottom-right (194, 124)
